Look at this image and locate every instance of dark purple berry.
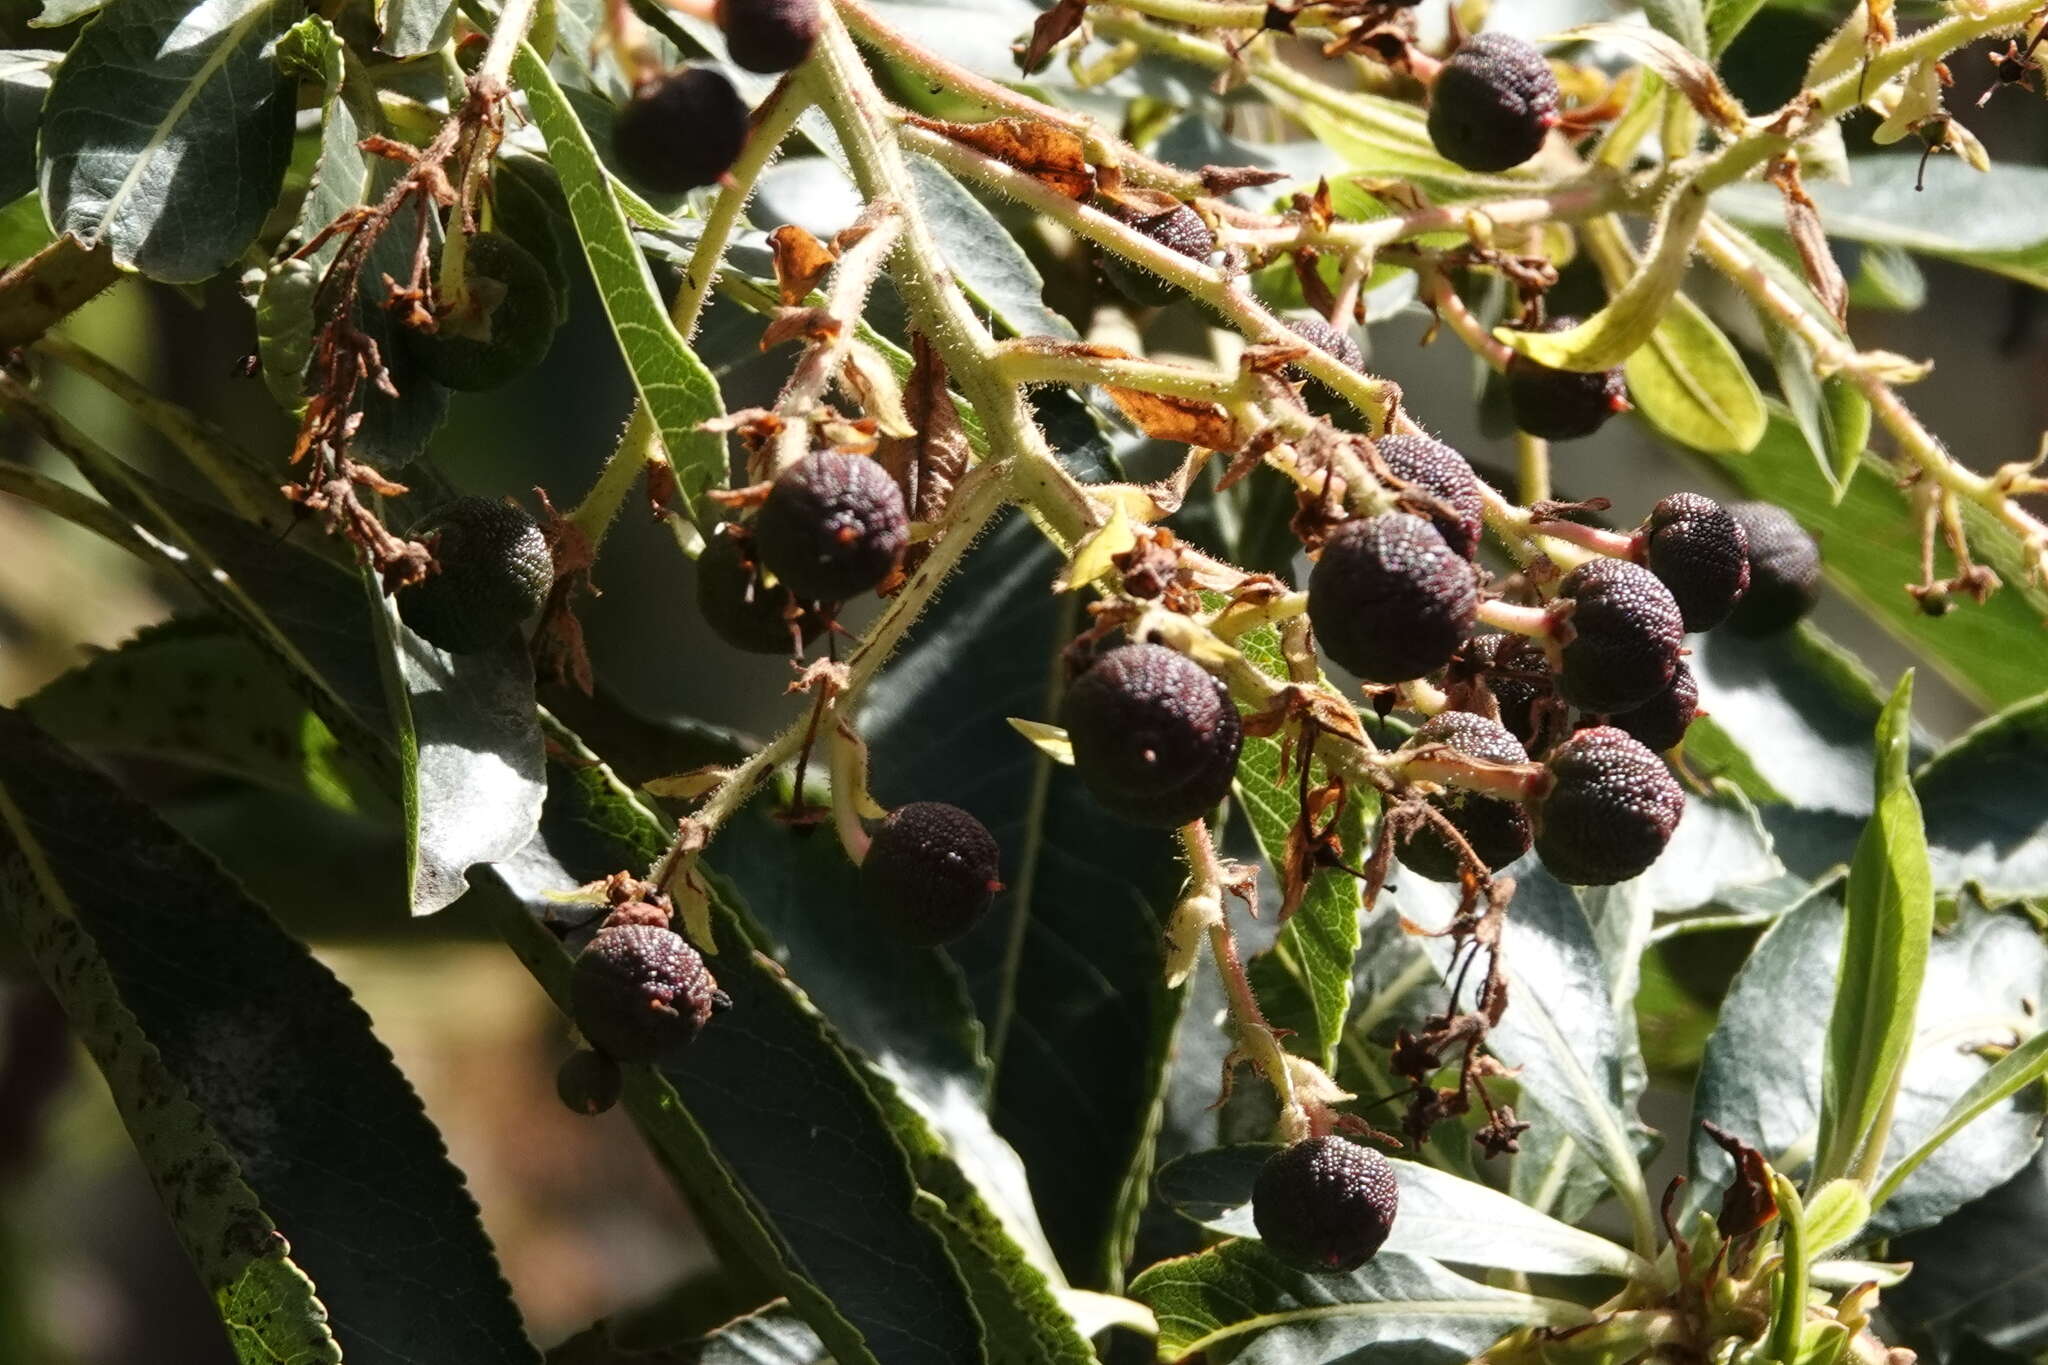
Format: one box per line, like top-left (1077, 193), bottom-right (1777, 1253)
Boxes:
top-left (1395, 711), bottom-right (1534, 881)
top-left (1554, 558), bottom-right (1683, 715)
top-left (1538, 725), bottom-right (1685, 885)
top-left (1252, 1137), bottom-right (1399, 1274)
top-left (1463, 633), bottom-right (1554, 749)
top-left (613, 68), bottom-right (749, 195)
top-left (1427, 33), bottom-right (1560, 172)
top-left (1059, 643), bottom-right (1244, 829)
top-left (570, 924), bottom-right (727, 1065)
top-left (1103, 202), bottom-right (1215, 306)
top-left (406, 232), bottom-right (559, 391)
top-left (754, 451), bottom-right (909, 602)
top-left (1724, 501), bottom-right (1822, 636)
top-left (715, 0), bottom-right (819, 73)
top-left (862, 802), bottom-right (1002, 946)
top-left (1285, 315), bottom-right (1366, 375)
top-left (697, 523), bottom-right (824, 655)
top-left (556, 1049), bottom-right (624, 1116)
top-left (1504, 317), bottom-right (1629, 441)
top-left (1600, 658), bottom-right (1698, 753)
top-left (1378, 433), bottom-right (1484, 560)
top-left (1308, 513), bottom-right (1477, 683)
top-left (1641, 493), bottom-right (1750, 632)
top-left (398, 497), bottom-right (554, 654)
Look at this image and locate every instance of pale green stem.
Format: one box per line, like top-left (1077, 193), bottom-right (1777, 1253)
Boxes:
top-left (671, 73), bottom-right (815, 341)
top-left (1178, 820), bottom-right (1298, 1122)
top-left (1516, 431), bottom-right (1550, 506)
top-left (994, 341), bottom-right (1254, 404)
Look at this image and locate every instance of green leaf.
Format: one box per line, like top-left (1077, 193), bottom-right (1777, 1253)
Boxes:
top-left (1229, 623), bottom-right (1370, 1072)
top-left (549, 1303), bottom-right (829, 1365)
top-left (511, 44), bottom-right (727, 513)
top-left (1152, 1144), bottom-right (1648, 1279)
top-left (377, 0), bottom-right (457, 58)
top-left (1813, 673), bottom-right (1932, 1188)
top-left (1888, 1147), bottom-right (2048, 1356)
top-left (1688, 411), bottom-right (2048, 712)
top-left (1642, 0), bottom-right (1710, 54)
top-left (0, 191), bottom-right (55, 259)
top-left (0, 707), bottom-right (537, 1365)
top-left (0, 50), bottom-right (56, 206)
top-left (1690, 894), bottom-right (2043, 1238)
top-left (1769, 324), bottom-right (1870, 504)
top-left (1914, 692), bottom-right (2048, 899)
top-left (861, 475), bottom-right (1188, 1288)
top-left (1687, 625), bottom-right (1886, 818)
top-left (1802, 1178), bottom-right (1871, 1260)
top-left (1500, 192), bottom-right (1710, 372)
top-left (1293, 98), bottom-right (1542, 201)
top-left (21, 616), bottom-right (383, 814)
top-left (1705, 0), bottom-right (1768, 53)
top-left (1131, 1242), bottom-right (1586, 1363)
top-left (1717, 156), bottom-right (2048, 290)
top-left (902, 155), bottom-right (1078, 342)
top-left (493, 742), bottom-right (987, 1365)
top-left (1872, 1028), bottom-right (2048, 1215)
top-left (37, 0), bottom-right (297, 282)
top-left (366, 583), bottom-right (545, 917)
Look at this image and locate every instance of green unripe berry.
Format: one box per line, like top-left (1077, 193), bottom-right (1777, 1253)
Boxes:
top-left (398, 497), bottom-right (554, 654)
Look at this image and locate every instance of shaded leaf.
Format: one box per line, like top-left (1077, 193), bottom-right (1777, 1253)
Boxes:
top-left (378, 0), bottom-right (457, 58)
top-left (548, 1302), bottom-right (828, 1365)
top-left (1132, 1242), bottom-right (1585, 1363)
top-left (0, 707), bottom-right (536, 1365)
top-left (1889, 1143), bottom-right (2048, 1360)
top-left (1915, 692), bottom-right (2048, 899)
top-left (0, 50), bottom-right (56, 206)
top-left (37, 0), bottom-right (296, 282)
top-left (903, 155), bottom-right (1078, 341)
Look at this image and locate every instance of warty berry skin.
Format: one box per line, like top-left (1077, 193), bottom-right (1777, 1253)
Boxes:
top-left (1601, 657), bottom-right (1699, 754)
top-left (1308, 513), bottom-right (1478, 684)
top-left (570, 924), bottom-right (728, 1065)
top-left (753, 451), bottom-right (909, 602)
top-left (715, 0), bottom-right (820, 73)
top-left (1377, 433), bottom-right (1484, 560)
top-left (1285, 315), bottom-right (1366, 375)
top-left (1554, 557), bottom-right (1684, 715)
top-left (1504, 317), bottom-right (1629, 441)
top-left (1641, 493), bottom-right (1751, 632)
top-left (1538, 725), bottom-right (1686, 885)
top-left (1396, 711), bottom-right (1534, 882)
top-left (1104, 202), bottom-right (1215, 306)
top-left (696, 523), bottom-right (823, 655)
top-left (1426, 33), bottom-right (1560, 173)
top-left (613, 68), bottom-right (750, 195)
top-left (399, 497), bottom-right (555, 654)
top-left (1724, 501), bottom-right (1823, 636)
top-left (861, 802), bottom-right (1002, 946)
top-left (555, 1049), bottom-right (624, 1116)
top-left (1252, 1136), bottom-right (1400, 1274)
top-left (406, 233), bottom-right (559, 392)
top-left (1059, 642), bottom-right (1244, 829)
top-left (1463, 632), bottom-right (1554, 750)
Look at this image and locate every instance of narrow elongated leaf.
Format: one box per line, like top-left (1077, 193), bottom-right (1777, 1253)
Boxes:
top-left (1152, 1145), bottom-right (1647, 1279)
top-left (1873, 1030), bottom-right (2048, 1215)
top-left (1642, 0), bottom-right (1710, 54)
top-left (0, 707), bottom-right (537, 1365)
top-left (1500, 192), bottom-right (1710, 372)
top-left (1914, 692), bottom-right (2048, 898)
top-left (512, 45), bottom-right (728, 512)
top-left (366, 585), bottom-right (545, 916)
top-left (37, 0), bottom-right (296, 281)
top-left (1690, 894), bottom-right (2044, 1238)
top-left (494, 745), bottom-right (987, 1365)
top-left (1814, 673), bottom-right (1931, 1187)
top-left (1132, 1242), bottom-right (1585, 1363)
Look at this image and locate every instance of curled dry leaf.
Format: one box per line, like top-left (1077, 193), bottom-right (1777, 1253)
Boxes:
top-left (1701, 1120), bottom-right (1781, 1239)
top-left (1770, 157), bottom-right (1848, 324)
top-left (1106, 387), bottom-right (1241, 452)
top-left (902, 114), bottom-right (1095, 200)
top-left (768, 224), bottom-right (838, 306)
top-left (874, 333), bottom-right (970, 577)
top-left (1017, 0), bottom-right (1086, 74)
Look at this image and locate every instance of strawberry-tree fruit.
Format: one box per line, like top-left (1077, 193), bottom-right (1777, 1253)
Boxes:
top-left (696, 523), bottom-right (824, 655)
top-left (398, 497), bottom-right (555, 654)
top-left (1103, 202), bottom-right (1215, 306)
top-left (1724, 501), bottom-right (1823, 636)
top-left (613, 67), bottom-right (750, 195)
top-left (1426, 33), bottom-right (1560, 172)
top-left (555, 1049), bottom-right (624, 1116)
top-left (405, 232), bottom-right (559, 392)
top-left (1537, 725), bottom-right (1686, 885)
top-left (1378, 433), bottom-right (1484, 560)
top-left (1395, 711), bottom-right (1534, 881)
top-left (1641, 493), bottom-right (1751, 632)
top-left (861, 801), bottom-right (1002, 945)
top-left (571, 924), bottom-right (728, 1065)
top-left (753, 451), bottom-right (910, 602)
top-left (715, 0), bottom-right (820, 73)
top-left (1504, 316), bottom-right (1629, 441)
top-left (1060, 642), bottom-right (1244, 829)
top-left (1553, 557), bottom-right (1684, 715)
top-left (1252, 1136), bottom-right (1400, 1274)
top-left (1308, 513), bottom-right (1478, 683)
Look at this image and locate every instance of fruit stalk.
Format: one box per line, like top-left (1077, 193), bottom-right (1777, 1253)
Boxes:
top-left (1178, 820), bottom-right (1300, 1124)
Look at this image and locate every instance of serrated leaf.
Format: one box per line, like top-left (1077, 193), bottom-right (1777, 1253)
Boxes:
top-left (1152, 1144), bottom-right (1648, 1279)
top-left (365, 582), bottom-right (545, 917)
top-left (0, 707), bottom-right (537, 1365)
top-left (37, 0), bottom-right (297, 282)
top-left (1132, 1242), bottom-right (1586, 1363)
top-left (512, 44), bottom-right (728, 513)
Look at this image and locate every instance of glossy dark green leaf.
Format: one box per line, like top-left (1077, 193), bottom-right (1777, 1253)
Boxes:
top-left (37, 0), bottom-right (297, 282)
top-left (860, 490), bottom-right (1187, 1288)
top-left (903, 155), bottom-right (1077, 341)
top-left (1914, 692), bottom-right (2048, 899)
top-left (1151, 1144), bottom-right (1645, 1278)
top-left (1690, 893), bottom-right (2044, 1238)
top-left (0, 707), bottom-right (537, 1365)
top-left (1815, 673), bottom-right (1931, 1187)
top-left (377, 0), bottom-right (457, 58)
top-left (21, 616), bottom-right (384, 814)
top-left (1890, 1145), bottom-right (2048, 1358)
top-left (549, 1303), bottom-right (829, 1365)
top-left (493, 746), bottom-right (987, 1365)
top-left (1131, 1242), bottom-right (1586, 1363)
top-left (0, 50), bottom-right (55, 206)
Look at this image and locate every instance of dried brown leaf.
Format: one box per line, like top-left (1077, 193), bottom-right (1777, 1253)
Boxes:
top-left (768, 224), bottom-right (838, 306)
top-left (903, 115), bottom-right (1095, 200)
